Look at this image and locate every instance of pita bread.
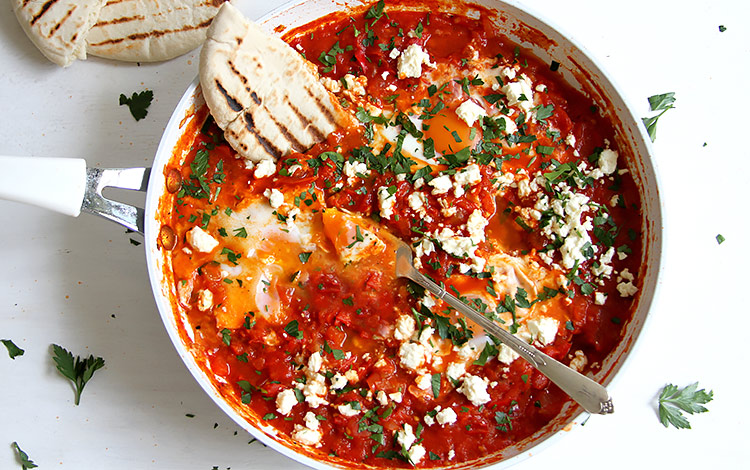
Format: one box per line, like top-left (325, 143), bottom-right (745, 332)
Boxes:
top-left (12, 0), bottom-right (105, 67)
top-left (86, 0), bottom-right (230, 62)
top-left (199, 3), bottom-right (353, 163)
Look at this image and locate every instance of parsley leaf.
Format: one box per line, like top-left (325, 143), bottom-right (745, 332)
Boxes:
top-left (641, 92), bottom-right (676, 142)
top-left (118, 90), bottom-right (153, 121)
top-left (658, 382), bottom-right (713, 429)
top-left (51, 344), bottom-right (105, 405)
top-left (2, 339), bottom-right (24, 359)
top-left (716, 234), bottom-right (725, 244)
top-left (431, 373), bottom-right (441, 398)
top-left (284, 320), bottom-right (303, 340)
top-left (12, 442), bottom-right (38, 469)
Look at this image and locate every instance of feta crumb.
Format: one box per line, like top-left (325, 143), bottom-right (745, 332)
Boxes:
top-left (389, 391), bottom-right (403, 403)
top-left (304, 411), bottom-right (319, 431)
top-left (397, 44), bottom-right (434, 79)
top-left (449, 449), bottom-right (455, 460)
top-left (415, 374), bottom-right (432, 391)
top-left (276, 388), bottom-right (298, 416)
top-left (598, 149), bottom-right (618, 175)
top-left (338, 403), bottom-right (361, 417)
top-left (263, 188), bottom-right (284, 209)
top-left (499, 115), bottom-right (517, 134)
top-left (342, 74), bottom-right (366, 95)
top-left (435, 407), bottom-right (457, 426)
top-left (610, 195), bottom-right (620, 207)
top-left (446, 362), bottom-right (466, 381)
top-left (455, 99), bottom-right (487, 127)
top-left (396, 423), bottom-right (417, 450)
top-left (344, 369), bottom-right (359, 383)
top-left (429, 174), bottom-right (452, 195)
top-left (617, 280), bottom-right (638, 297)
top-left (497, 343), bottom-right (519, 365)
top-left (303, 372), bottom-right (328, 408)
top-left (407, 444), bottom-right (426, 464)
top-left (526, 317), bottom-right (559, 345)
top-left (399, 342), bottom-right (426, 370)
top-left (254, 159), bottom-right (277, 179)
top-left (186, 226), bottom-right (218, 253)
top-left (394, 314), bottom-right (416, 341)
top-left (343, 160), bottom-right (370, 184)
top-left (197, 289), bottom-right (213, 312)
top-left (376, 390), bottom-right (389, 406)
top-left (377, 186), bottom-right (396, 220)
top-left (594, 292), bottom-right (607, 305)
top-left (308, 352), bottom-right (323, 373)
top-left (458, 374), bottom-right (491, 406)
top-left (569, 350), bottom-right (587, 372)
top-left (389, 48), bottom-right (401, 59)
top-left (291, 424), bottom-right (322, 447)
top-left (330, 373), bottom-right (348, 390)
top-left (501, 75), bottom-right (535, 114)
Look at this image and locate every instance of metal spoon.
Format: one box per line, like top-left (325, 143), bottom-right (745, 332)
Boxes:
top-left (394, 240), bottom-right (614, 415)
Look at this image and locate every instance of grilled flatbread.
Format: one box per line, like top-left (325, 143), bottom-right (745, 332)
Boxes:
top-left (12, 0), bottom-right (106, 67)
top-left (199, 3), bottom-right (353, 163)
top-left (86, 0), bottom-right (230, 62)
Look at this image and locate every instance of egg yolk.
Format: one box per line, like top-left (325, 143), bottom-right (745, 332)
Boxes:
top-left (423, 107), bottom-right (482, 155)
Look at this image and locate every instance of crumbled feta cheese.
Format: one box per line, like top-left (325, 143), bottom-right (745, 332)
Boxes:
top-left (569, 350), bottom-right (588, 372)
top-left (617, 280), bottom-right (638, 297)
top-left (497, 343), bottom-right (519, 365)
top-left (399, 342), bottom-right (426, 370)
top-left (535, 84), bottom-right (547, 93)
top-left (342, 74), bottom-right (366, 95)
top-left (499, 115), bottom-right (517, 134)
top-left (330, 373), bottom-right (348, 390)
top-left (407, 445), bottom-right (426, 465)
top-left (394, 314), bottom-right (416, 341)
top-left (407, 191), bottom-right (427, 215)
top-left (263, 188), bottom-right (284, 209)
top-left (343, 160), bottom-right (370, 184)
top-left (453, 164), bottom-right (482, 198)
top-left (526, 317), bottom-right (559, 345)
top-left (500, 66), bottom-right (516, 81)
top-left (421, 293), bottom-right (436, 309)
top-left (610, 195), bottom-right (620, 207)
top-left (304, 411), bottom-right (319, 431)
top-left (338, 403), bottom-right (361, 417)
top-left (389, 391), bottom-right (403, 403)
top-left (377, 186), bottom-right (396, 220)
top-left (376, 390), bottom-right (389, 406)
top-left (448, 450), bottom-right (455, 460)
top-left (466, 209), bottom-right (489, 243)
top-left (389, 48), bottom-right (400, 59)
top-left (344, 369), bottom-right (359, 383)
top-left (435, 407), bottom-right (457, 426)
top-left (276, 388), bottom-right (298, 416)
top-left (502, 75), bottom-right (535, 114)
top-left (397, 423), bottom-right (417, 450)
top-left (320, 76), bottom-right (341, 93)
top-left (458, 374), bottom-right (491, 406)
top-left (619, 268), bottom-right (634, 281)
top-left (446, 362), bottom-right (466, 381)
top-left (254, 159), bottom-right (277, 179)
top-left (455, 99), bottom-right (487, 127)
top-left (418, 326), bottom-right (435, 345)
top-left (303, 372), bottom-right (328, 408)
top-left (598, 148), bottom-right (618, 175)
top-left (308, 352), bottom-right (323, 373)
top-left (397, 44), bottom-right (433, 79)
top-left (415, 374), bottom-right (432, 391)
top-left (291, 424), bottom-right (322, 447)
top-left (197, 289), bottom-right (213, 311)
top-left (455, 342), bottom-right (478, 361)
top-left (594, 292), bottom-right (607, 305)
top-left (186, 226), bottom-right (218, 253)
top-left (429, 174), bottom-right (452, 195)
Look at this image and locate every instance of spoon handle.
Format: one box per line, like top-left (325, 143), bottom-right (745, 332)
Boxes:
top-left (408, 267), bottom-right (613, 415)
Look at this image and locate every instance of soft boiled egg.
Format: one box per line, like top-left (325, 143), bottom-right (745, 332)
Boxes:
top-left (423, 106), bottom-right (482, 155)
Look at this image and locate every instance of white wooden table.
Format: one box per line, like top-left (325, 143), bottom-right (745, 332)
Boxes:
top-left (1, 0), bottom-right (748, 468)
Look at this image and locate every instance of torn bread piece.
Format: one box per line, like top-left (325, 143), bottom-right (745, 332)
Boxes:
top-left (199, 3), bottom-right (353, 163)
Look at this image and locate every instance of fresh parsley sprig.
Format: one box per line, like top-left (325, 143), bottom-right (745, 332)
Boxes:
top-left (642, 92), bottom-right (675, 142)
top-left (658, 382), bottom-right (713, 429)
top-left (119, 89), bottom-right (154, 121)
top-left (2, 339), bottom-right (24, 359)
top-left (12, 441), bottom-right (38, 469)
top-left (51, 344), bottom-right (106, 405)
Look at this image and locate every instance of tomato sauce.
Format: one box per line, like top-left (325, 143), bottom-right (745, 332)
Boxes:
top-left (157, 1), bottom-right (643, 468)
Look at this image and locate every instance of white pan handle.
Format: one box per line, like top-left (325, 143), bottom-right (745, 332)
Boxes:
top-left (0, 156), bottom-right (87, 217)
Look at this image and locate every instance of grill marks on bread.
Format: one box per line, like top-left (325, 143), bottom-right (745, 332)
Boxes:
top-left (200, 3), bottom-right (353, 163)
top-left (85, 0), bottom-right (229, 62)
